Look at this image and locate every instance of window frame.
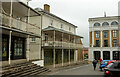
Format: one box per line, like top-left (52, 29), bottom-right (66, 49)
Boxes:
top-left (104, 30), bottom-right (108, 38)
top-left (113, 30), bottom-right (117, 38)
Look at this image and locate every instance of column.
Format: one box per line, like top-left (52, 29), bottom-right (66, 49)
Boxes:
top-left (101, 31), bottom-right (103, 47)
top-left (101, 51), bottom-right (103, 60)
top-left (74, 49), bottom-right (76, 63)
top-left (8, 31), bottom-right (12, 65)
top-left (42, 48), bottom-right (44, 60)
top-left (62, 33), bottom-right (64, 66)
top-left (109, 30), bottom-right (112, 47)
top-left (62, 49), bottom-right (64, 66)
top-left (74, 36), bottom-right (76, 63)
top-left (92, 31), bottom-right (94, 47)
top-left (8, 0), bottom-right (13, 65)
top-left (26, 35), bottom-right (30, 61)
top-left (69, 35), bottom-right (71, 64)
top-left (53, 31), bottom-right (56, 67)
top-left (110, 51), bottom-right (113, 60)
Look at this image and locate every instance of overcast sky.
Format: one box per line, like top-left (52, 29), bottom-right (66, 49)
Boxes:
top-left (29, 0), bottom-right (119, 47)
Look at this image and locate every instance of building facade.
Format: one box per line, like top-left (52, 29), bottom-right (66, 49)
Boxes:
top-left (35, 4), bottom-right (83, 67)
top-left (1, 1), bottom-right (41, 66)
top-left (89, 16), bottom-right (120, 61)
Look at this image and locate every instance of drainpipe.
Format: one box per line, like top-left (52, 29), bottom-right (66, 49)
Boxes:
top-left (8, 0), bottom-right (13, 65)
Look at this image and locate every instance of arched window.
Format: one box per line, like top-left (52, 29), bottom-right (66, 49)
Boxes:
top-left (94, 23), bottom-right (100, 27)
top-left (111, 21), bottom-right (118, 25)
top-left (102, 22), bottom-right (109, 26)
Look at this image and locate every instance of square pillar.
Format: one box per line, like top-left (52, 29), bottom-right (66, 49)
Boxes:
top-left (101, 31), bottom-right (103, 47)
top-left (109, 30), bottom-right (112, 47)
top-left (101, 51), bottom-right (103, 60)
top-left (92, 31), bottom-right (94, 47)
top-left (110, 51), bottom-right (113, 60)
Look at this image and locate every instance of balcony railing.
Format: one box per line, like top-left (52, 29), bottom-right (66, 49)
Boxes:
top-left (2, 13), bottom-right (40, 35)
top-left (42, 40), bottom-right (83, 49)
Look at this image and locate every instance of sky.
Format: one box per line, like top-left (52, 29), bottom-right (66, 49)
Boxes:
top-left (29, 0), bottom-right (119, 47)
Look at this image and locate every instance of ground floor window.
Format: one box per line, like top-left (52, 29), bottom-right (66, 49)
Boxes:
top-left (1, 35), bottom-right (25, 61)
top-left (113, 51), bottom-right (120, 60)
top-left (103, 51), bottom-right (110, 60)
top-left (94, 51), bottom-right (100, 60)
top-left (2, 36), bottom-right (8, 61)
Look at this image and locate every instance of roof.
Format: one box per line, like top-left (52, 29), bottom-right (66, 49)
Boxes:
top-left (35, 8), bottom-right (77, 28)
top-left (89, 16), bottom-right (120, 21)
top-left (42, 26), bottom-right (83, 38)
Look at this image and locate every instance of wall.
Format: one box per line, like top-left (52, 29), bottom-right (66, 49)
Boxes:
top-left (42, 14), bottom-right (76, 34)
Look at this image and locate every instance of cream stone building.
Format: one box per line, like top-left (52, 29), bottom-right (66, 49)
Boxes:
top-left (89, 16), bottom-right (120, 61)
top-left (35, 4), bottom-right (83, 67)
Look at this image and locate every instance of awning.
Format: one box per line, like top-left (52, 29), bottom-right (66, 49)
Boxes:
top-left (42, 26), bottom-right (83, 38)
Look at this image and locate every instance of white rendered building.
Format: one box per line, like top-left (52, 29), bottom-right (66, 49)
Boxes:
top-left (89, 16), bottom-right (120, 61)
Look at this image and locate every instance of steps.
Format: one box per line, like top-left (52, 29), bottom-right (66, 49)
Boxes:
top-left (2, 62), bottom-right (51, 77)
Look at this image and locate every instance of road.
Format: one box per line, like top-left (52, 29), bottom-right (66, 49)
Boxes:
top-left (47, 64), bottom-right (104, 76)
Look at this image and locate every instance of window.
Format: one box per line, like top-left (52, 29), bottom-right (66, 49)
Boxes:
top-left (94, 23), bottom-right (100, 27)
top-left (111, 21), bottom-right (118, 25)
top-left (102, 22), bottom-right (109, 26)
top-left (45, 33), bottom-right (48, 41)
top-left (69, 27), bottom-right (71, 31)
top-left (104, 40), bottom-right (108, 47)
top-left (96, 40), bottom-right (99, 47)
top-left (50, 20), bottom-right (53, 26)
top-left (32, 38), bottom-right (36, 42)
top-left (113, 40), bottom-right (117, 47)
top-left (104, 30), bottom-right (108, 38)
top-left (14, 39), bottom-right (23, 56)
top-left (61, 24), bottom-right (63, 28)
top-left (95, 31), bottom-right (99, 38)
top-left (113, 30), bottom-right (117, 37)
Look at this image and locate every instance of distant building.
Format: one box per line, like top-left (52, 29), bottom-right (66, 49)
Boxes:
top-left (89, 16), bottom-right (120, 61)
top-left (83, 47), bottom-right (88, 59)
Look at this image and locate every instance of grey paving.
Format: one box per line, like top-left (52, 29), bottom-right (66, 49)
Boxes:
top-left (48, 64), bottom-right (104, 75)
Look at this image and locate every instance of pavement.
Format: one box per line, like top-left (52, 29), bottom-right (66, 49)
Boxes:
top-left (39, 61), bottom-right (104, 77)
top-left (48, 64), bottom-right (104, 75)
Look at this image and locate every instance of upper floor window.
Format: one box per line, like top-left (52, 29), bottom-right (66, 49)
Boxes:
top-left (104, 30), bottom-right (108, 38)
top-left (50, 20), bottom-right (53, 26)
top-left (95, 31), bottom-right (99, 38)
top-left (96, 40), bottom-right (100, 47)
top-left (94, 23), bottom-right (100, 27)
top-left (111, 21), bottom-right (118, 25)
top-left (113, 30), bottom-right (117, 38)
top-left (104, 40), bottom-right (108, 47)
top-left (113, 40), bottom-right (117, 47)
top-left (69, 27), bottom-right (71, 31)
top-left (32, 38), bottom-right (36, 42)
top-left (45, 33), bottom-right (48, 41)
top-left (61, 24), bottom-right (63, 28)
top-left (102, 22), bottom-right (109, 26)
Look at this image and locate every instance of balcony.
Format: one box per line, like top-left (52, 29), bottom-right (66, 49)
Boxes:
top-left (42, 41), bottom-right (83, 49)
top-left (2, 13), bottom-right (40, 35)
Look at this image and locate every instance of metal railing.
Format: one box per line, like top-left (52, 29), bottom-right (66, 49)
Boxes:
top-left (2, 13), bottom-right (40, 35)
top-left (42, 40), bottom-right (83, 49)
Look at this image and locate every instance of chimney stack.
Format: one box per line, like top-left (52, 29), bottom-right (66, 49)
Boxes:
top-left (44, 4), bottom-right (50, 12)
